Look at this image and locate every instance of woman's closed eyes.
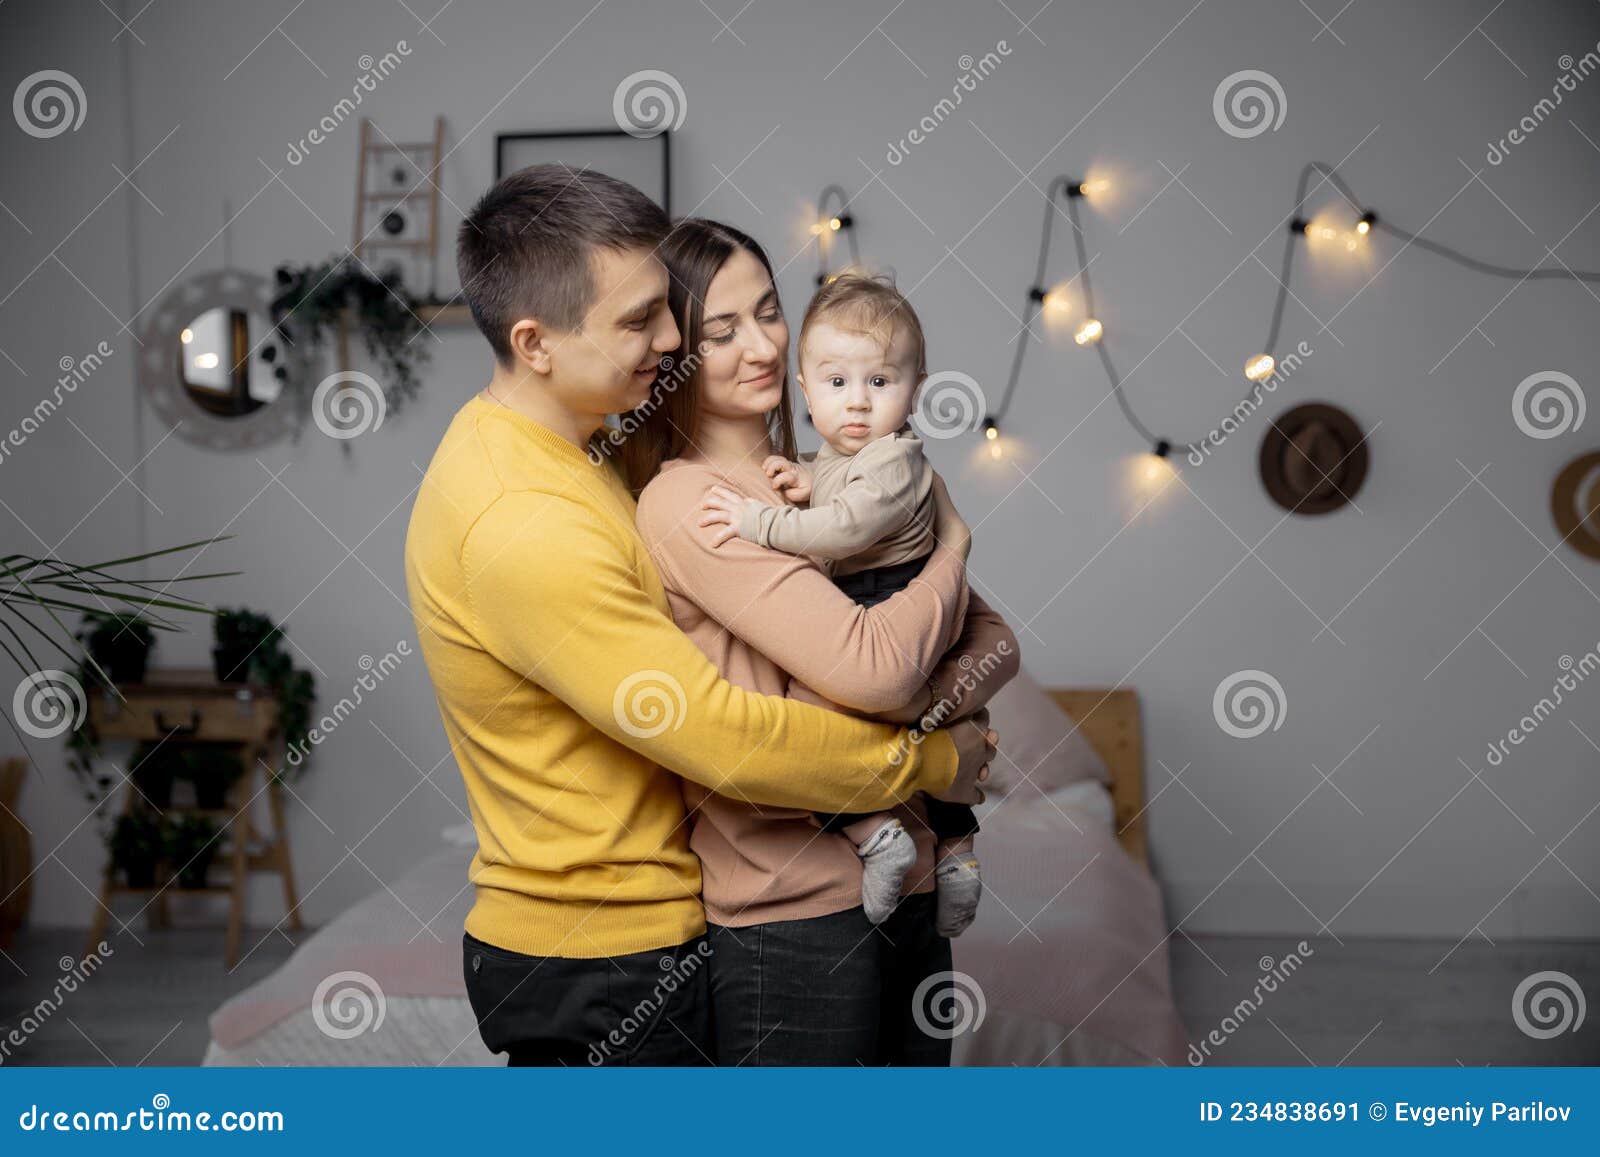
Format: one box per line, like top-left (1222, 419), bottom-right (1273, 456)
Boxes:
top-left (706, 308), bottom-right (783, 345)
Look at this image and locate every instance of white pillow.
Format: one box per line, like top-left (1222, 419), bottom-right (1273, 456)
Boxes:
top-left (980, 666), bottom-right (1110, 796)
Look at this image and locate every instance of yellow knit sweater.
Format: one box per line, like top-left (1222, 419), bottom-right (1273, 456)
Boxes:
top-left (403, 396), bottom-right (958, 958)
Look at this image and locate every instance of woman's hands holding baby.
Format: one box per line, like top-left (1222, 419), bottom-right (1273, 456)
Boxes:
top-left (930, 474), bottom-right (971, 563)
top-left (761, 455), bottom-right (812, 504)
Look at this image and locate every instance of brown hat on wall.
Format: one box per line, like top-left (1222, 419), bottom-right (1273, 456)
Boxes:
top-left (1552, 450), bottom-right (1600, 562)
top-left (1258, 402), bottom-right (1370, 515)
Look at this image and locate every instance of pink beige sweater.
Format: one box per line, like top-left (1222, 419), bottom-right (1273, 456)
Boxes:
top-left (635, 453), bottom-right (1021, 927)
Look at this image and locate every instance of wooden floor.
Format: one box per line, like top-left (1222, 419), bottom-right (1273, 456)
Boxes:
top-left (1, 928), bottom-right (1595, 1065)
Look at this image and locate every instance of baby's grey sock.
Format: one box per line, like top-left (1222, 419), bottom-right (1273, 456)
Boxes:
top-left (856, 818), bottom-right (916, 924)
top-left (935, 852), bottom-right (983, 937)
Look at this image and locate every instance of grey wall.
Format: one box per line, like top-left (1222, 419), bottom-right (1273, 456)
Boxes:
top-left (3, 0), bottom-right (1598, 942)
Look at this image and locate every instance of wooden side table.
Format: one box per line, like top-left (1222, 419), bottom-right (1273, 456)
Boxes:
top-left (86, 667), bottom-right (302, 966)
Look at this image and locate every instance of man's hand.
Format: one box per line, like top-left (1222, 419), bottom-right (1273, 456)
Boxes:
top-left (762, 454), bottom-right (813, 504)
top-left (931, 709), bottom-right (995, 805)
top-left (698, 484), bottom-right (757, 548)
top-left (930, 474), bottom-right (971, 562)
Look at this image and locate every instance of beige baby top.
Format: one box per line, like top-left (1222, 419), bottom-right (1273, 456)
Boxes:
top-left (737, 424), bottom-right (936, 577)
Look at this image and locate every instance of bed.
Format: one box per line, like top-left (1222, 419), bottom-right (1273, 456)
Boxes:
top-left (204, 674), bottom-right (1190, 1066)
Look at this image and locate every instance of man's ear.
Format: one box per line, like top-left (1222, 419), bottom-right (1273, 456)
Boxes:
top-left (506, 317), bottom-right (553, 375)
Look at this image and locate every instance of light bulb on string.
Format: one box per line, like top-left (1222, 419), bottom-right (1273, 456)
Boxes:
top-left (1145, 439), bottom-right (1174, 482)
top-left (1074, 318), bottom-right (1103, 346)
top-left (1244, 354), bottom-right (1276, 382)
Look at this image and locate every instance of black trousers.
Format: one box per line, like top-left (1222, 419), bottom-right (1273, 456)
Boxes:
top-left (462, 931), bottom-right (712, 1066)
top-left (821, 552), bottom-right (979, 843)
top-left (706, 893), bottom-right (954, 1065)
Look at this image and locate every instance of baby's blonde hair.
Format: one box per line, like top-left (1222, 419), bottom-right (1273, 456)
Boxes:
top-left (799, 272), bottom-right (926, 380)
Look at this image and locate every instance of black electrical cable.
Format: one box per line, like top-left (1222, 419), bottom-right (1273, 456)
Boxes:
top-left (975, 160), bottom-right (1600, 457)
top-left (814, 184), bottom-right (861, 284)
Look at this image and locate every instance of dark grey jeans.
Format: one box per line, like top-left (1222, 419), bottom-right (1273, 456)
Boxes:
top-left (462, 931), bottom-right (713, 1066)
top-left (706, 892), bottom-right (954, 1066)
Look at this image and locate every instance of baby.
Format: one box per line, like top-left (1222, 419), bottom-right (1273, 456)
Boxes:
top-left (699, 272), bottom-right (984, 937)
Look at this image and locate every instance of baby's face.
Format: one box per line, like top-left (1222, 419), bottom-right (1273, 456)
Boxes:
top-left (797, 321), bottom-right (921, 454)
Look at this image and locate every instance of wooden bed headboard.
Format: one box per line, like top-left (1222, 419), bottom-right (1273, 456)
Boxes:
top-left (1045, 689), bottom-right (1148, 868)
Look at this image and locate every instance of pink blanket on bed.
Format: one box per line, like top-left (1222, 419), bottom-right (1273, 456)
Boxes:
top-left (213, 789), bottom-right (1190, 1064)
top-left (954, 781), bottom-right (1191, 1064)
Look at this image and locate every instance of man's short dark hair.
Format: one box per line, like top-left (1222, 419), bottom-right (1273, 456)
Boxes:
top-left (456, 164), bottom-right (670, 364)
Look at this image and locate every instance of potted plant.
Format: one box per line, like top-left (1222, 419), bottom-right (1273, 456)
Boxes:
top-left (109, 812), bottom-right (164, 888)
top-left (164, 815), bottom-right (219, 889)
top-left (269, 256), bottom-right (428, 440)
top-left (128, 742), bottom-right (179, 809)
top-left (181, 745), bottom-right (244, 810)
top-left (211, 607), bottom-right (317, 778)
top-left (79, 611), bottom-right (156, 684)
top-left (212, 607), bottom-right (279, 683)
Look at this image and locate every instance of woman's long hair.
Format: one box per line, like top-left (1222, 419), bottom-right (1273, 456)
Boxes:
top-left (617, 218), bottom-right (798, 495)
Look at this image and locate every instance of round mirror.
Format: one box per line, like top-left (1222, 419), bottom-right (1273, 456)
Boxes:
top-left (177, 306), bottom-right (283, 418)
top-left (138, 270), bottom-right (308, 450)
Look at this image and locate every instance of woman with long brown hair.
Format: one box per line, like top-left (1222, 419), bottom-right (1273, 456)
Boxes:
top-left (623, 218), bottom-right (1017, 1065)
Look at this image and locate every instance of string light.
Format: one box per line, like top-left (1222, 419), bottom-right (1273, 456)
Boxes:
top-left (179, 327), bottom-right (194, 344)
top-left (813, 184), bottom-right (860, 286)
top-left (813, 163), bottom-right (1600, 463)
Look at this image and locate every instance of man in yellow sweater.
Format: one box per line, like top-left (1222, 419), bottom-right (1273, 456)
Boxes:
top-left (403, 165), bottom-right (994, 1066)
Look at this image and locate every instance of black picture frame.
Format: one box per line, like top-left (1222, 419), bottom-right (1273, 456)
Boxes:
top-left (494, 128), bottom-right (671, 214)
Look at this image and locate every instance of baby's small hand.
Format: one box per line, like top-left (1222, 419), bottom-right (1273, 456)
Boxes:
top-left (697, 484), bottom-right (753, 548)
top-left (762, 455), bottom-right (813, 504)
